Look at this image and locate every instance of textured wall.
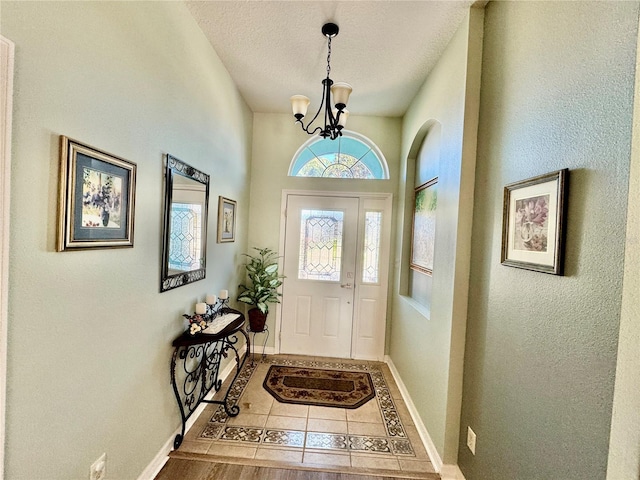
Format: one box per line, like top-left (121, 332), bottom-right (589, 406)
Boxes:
top-left (607, 14), bottom-right (640, 479)
top-left (1, 2), bottom-right (252, 478)
top-left (389, 10), bottom-right (483, 464)
top-left (459, 2), bottom-right (638, 479)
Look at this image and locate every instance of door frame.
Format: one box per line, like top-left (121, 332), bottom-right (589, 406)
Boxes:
top-left (0, 35), bottom-right (15, 480)
top-left (275, 189), bottom-right (393, 356)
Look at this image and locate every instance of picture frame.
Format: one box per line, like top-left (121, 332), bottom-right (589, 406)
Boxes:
top-left (217, 196), bottom-right (237, 243)
top-left (57, 136), bottom-right (136, 251)
top-left (501, 169), bottom-right (568, 275)
top-left (410, 177), bottom-right (438, 275)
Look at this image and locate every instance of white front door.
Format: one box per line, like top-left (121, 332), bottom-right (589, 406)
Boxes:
top-left (279, 193), bottom-right (391, 360)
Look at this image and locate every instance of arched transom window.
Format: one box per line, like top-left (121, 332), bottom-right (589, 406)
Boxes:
top-left (289, 131), bottom-right (389, 179)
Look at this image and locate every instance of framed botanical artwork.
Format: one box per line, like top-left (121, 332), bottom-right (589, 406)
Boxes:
top-left (501, 169), bottom-right (568, 275)
top-left (217, 196), bottom-right (236, 243)
top-left (410, 177), bottom-right (438, 275)
top-left (57, 136), bottom-right (136, 251)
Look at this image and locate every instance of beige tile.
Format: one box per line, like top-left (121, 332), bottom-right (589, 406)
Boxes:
top-left (177, 439), bottom-right (212, 454)
top-left (347, 421), bottom-right (387, 437)
top-left (303, 451), bottom-right (351, 468)
top-left (306, 418), bottom-right (348, 434)
top-left (346, 400), bottom-right (383, 424)
top-left (265, 415), bottom-right (308, 431)
top-left (399, 458), bottom-right (437, 473)
top-left (308, 405), bottom-right (346, 421)
top-left (395, 402), bottom-right (415, 426)
top-left (226, 412), bottom-right (268, 427)
top-left (404, 425), bottom-right (430, 460)
top-left (255, 447), bottom-right (304, 464)
top-left (239, 391), bottom-right (274, 415)
top-left (206, 442), bottom-right (257, 458)
top-left (269, 401), bottom-right (309, 418)
top-left (350, 453), bottom-right (401, 471)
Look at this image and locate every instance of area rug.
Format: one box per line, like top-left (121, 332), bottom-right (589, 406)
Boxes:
top-left (263, 365), bottom-right (375, 409)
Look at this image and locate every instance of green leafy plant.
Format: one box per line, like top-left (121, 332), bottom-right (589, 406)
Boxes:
top-left (237, 247), bottom-right (284, 315)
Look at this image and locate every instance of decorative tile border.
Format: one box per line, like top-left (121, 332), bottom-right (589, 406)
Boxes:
top-left (264, 429), bottom-right (305, 447)
top-left (208, 360), bottom-right (258, 423)
top-left (204, 426), bottom-right (415, 457)
top-left (306, 432), bottom-right (348, 450)
top-left (198, 357), bottom-right (415, 459)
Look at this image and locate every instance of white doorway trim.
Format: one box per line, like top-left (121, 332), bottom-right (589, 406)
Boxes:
top-left (0, 35), bottom-right (15, 480)
top-left (275, 189), bottom-right (393, 357)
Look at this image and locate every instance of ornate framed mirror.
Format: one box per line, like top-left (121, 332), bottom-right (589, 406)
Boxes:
top-left (161, 154), bottom-right (209, 292)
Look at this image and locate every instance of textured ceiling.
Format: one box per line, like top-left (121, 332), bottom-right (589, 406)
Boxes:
top-left (185, 1), bottom-right (473, 117)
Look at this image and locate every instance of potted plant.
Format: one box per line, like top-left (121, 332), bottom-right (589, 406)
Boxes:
top-left (237, 247), bottom-right (284, 332)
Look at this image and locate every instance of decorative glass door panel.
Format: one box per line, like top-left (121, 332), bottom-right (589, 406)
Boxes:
top-left (298, 209), bottom-right (344, 281)
top-left (362, 211), bottom-right (382, 284)
top-left (169, 203), bottom-right (202, 271)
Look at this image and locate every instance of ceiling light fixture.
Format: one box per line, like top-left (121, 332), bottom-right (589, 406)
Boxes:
top-left (290, 23), bottom-right (352, 140)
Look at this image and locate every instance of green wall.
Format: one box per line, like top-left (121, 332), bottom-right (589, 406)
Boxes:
top-left (389, 10), bottom-right (483, 465)
top-left (247, 113), bottom-right (401, 344)
top-left (1, 2), bottom-right (252, 478)
top-left (459, 2), bottom-right (638, 479)
top-left (607, 15), bottom-right (640, 478)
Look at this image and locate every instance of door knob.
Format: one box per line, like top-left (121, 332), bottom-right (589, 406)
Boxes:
top-left (340, 283), bottom-right (353, 289)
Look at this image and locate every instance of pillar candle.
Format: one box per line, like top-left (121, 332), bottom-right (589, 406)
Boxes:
top-left (219, 289), bottom-right (229, 300)
top-left (205, 294), bottom-right (217, 305)
top-left (195, 303), bottom-right (207, 315)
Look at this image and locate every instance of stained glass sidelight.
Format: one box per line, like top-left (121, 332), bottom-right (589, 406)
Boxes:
top-left (169, 203), bottom-right (202, 271)
top-left (298, 209), bottom-right (344, 281)
top-left (362, 211), bottom-right (382, 284)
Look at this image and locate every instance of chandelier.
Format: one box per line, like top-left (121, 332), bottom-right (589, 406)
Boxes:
top-left (290, 23), bottom-right (352, 140)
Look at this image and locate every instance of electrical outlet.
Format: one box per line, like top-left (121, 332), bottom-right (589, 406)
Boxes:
top-left (467, 427), bottom-right (476, 455)
top-left (90, 453), bottom-right (106, 480)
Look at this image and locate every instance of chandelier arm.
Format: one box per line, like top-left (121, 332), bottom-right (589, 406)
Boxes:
top-left (297, 121), bottom-right (324, 136)
top-left (300, 78), bottom-right (328, 134)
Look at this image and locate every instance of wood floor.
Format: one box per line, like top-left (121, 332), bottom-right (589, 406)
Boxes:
top-left (155, 458), bottom-right (440, 480)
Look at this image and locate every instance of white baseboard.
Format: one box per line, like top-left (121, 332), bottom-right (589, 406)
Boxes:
top-left (250, 345), bottom-right (276, 356)
top-left (137, 344), bottom-right (247, 480)
top-left (384, 355), bottom-right (465, 480)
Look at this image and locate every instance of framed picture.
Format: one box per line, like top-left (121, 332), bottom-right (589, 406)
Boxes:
top-left (57, 136), bottom-right (136, 251)
top-left (217, 196), bottom-right (236, 243)
top-left (410, 177), bottom-right (438, 275)
top-left (501, 169), bottom-right (568, 275)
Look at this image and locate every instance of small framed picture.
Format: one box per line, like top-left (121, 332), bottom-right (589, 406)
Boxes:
top-left (501, 169), bottom-right (568, 275)
top-left (57, 136), bottom-right (136, 251)
top-left (410, 177), bottom-right (438, 275)
top-left (217, 196), bottom-right (237, 243)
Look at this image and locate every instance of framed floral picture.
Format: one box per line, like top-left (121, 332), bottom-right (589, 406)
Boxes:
top-left (410, 177), bottom-right (438, 275)
top-left (217, 196), bottom-right (236, 243)
top-left (57, 136), bottom-right (136, 251)
top-left (501, 169), bottom-right (568, 275)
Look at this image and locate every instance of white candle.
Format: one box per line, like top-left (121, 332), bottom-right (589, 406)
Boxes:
top-left (219, 289), bottom-right (229, 300)
top-left (205, 294), bottom-right (217, 305)
top-left (195, 302), bottom-right (207, 315)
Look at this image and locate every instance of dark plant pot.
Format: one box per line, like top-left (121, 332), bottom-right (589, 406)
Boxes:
top-left (101, 209), bottom-right (110, 227)
top-left (248, 308), bottom-right (267, 332)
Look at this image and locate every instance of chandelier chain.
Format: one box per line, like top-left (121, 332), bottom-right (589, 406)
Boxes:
top-left (326, 36), bottom-right (332, 78)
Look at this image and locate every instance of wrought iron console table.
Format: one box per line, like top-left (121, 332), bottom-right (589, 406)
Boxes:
top-left (170, 308), bottom-right (249, 449)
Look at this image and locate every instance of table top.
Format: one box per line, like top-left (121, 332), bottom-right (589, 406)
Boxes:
top-left (172, 309), bottom-right (245, 347)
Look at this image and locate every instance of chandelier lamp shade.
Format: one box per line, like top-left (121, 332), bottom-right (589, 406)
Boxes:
top-left (290, 23), bottom-right (352, 140)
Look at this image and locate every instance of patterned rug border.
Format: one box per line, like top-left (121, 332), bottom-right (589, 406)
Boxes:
top-left (262, 365), bottom-right (376, 409)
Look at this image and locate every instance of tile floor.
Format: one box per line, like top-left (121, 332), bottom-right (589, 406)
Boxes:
top-left (175, 355), bottom-right (437, 478)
